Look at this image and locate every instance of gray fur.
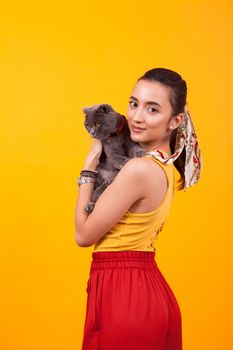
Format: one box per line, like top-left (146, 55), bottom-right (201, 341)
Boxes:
top-left (82, 103), bottom-right (147, 213)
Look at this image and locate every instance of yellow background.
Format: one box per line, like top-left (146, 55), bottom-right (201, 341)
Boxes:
top-left (1, 0), bottom-right (232, 349)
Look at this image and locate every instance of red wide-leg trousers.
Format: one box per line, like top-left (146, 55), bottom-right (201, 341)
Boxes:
top-left (81, 250), bottom-right (182, 350)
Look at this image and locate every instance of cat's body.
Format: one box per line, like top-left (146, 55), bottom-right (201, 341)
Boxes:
top-left (82, 103), bottom-right (147, 213)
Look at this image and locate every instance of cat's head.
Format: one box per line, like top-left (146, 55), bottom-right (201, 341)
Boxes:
top-left (82, 103), bottom-right (125, 140)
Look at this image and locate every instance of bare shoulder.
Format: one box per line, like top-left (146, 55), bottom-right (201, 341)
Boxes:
top-left (120, 156), bottom-right (167, 183)
top-left (115, 156), bottom-right (167, 197)
top-left (113, 157), bottom-right (156, 185)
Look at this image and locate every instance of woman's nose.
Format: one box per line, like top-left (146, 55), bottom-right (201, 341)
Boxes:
top-left (132, 108), bottom-right (144, 122)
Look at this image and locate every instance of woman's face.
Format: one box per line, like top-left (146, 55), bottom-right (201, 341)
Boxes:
top-left (126, 79), bottom-right (177, 152)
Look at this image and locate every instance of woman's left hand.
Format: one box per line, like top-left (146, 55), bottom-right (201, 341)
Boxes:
top-left (83, 139), bottom-right (103, 170)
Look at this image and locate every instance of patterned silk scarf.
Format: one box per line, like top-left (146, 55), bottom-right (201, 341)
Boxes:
top-left (146, 106), bottom-right (203, 192)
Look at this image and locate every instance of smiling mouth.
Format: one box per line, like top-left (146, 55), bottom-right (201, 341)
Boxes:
top-left (132, 125), bottom-right (146, 131)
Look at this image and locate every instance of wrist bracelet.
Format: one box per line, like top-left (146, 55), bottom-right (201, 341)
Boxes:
top-left (77, 176), bottom-right (96, 187)
top-left (80, 169), bottom-right (98, 178)
top-left (81, 172), bottom-right (97, 179)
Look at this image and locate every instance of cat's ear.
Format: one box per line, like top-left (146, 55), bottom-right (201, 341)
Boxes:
top-left (82, 104), bottom-right (102, 115)
top-left (82, 107), bottom-right (91, 116)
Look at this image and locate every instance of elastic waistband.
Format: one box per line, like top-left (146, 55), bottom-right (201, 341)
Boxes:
top-left (90, 250), bottom-right (157, 271)
top-left (92, 250), bottom-right (155, 261)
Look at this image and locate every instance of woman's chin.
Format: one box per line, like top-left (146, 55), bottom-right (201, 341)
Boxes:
top-left (129, 130), bottom-right (141, 139)
top-left (130, 135), bottom-right (140, 142)
top-left (130, 134), bottom-right (144, 143)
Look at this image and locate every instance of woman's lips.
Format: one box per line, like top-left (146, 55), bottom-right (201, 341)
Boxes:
top-left (132, 125), bottom-right (146, 132)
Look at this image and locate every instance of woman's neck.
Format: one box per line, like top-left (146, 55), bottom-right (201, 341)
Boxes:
top-left (139, 142), bottom-right (171, 156)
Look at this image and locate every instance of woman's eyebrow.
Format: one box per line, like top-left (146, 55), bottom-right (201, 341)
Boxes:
top-left (129, 96), bottom-right (162, 108)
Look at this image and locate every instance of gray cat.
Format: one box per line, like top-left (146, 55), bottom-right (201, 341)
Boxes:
top-left (82, 103), bottom-right (147, 213)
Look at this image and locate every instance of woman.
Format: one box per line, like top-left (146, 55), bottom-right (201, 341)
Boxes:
top-left (75, 68), bottom-right (202, 350)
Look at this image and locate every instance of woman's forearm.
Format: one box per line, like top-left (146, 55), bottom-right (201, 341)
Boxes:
top-left (74, 157), bottom-right (98, 245)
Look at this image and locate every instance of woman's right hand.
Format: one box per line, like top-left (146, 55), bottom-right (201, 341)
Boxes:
top-left (83, 139), bottom-right (103, 170)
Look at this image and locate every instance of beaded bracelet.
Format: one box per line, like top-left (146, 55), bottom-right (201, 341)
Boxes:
top-left (80, 169), bottom-right (98, 178)
top-left (77, 176), bottom-right (96, 187)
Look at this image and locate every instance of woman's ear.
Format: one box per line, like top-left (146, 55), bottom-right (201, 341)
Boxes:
top-left (174, 112), bottom-right (184, 129)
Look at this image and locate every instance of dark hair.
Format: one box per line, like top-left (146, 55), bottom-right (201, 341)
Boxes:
top-left (137, 67), bottom-right (187, 191)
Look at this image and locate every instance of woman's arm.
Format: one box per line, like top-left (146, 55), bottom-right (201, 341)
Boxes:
top-left (74, 146), bottom-right (150, 247)
top-left (74, 139), bottom-right (103, 241)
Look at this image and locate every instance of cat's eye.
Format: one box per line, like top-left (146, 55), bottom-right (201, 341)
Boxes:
top-left (95, 122), bottom-right (101, 127)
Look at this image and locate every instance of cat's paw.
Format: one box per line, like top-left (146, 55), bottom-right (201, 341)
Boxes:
top-left (85, 202), bottom-right (96, 214)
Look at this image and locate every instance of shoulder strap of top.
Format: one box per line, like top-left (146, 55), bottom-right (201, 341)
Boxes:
top-left (143, 154), bottom-right (172, 168)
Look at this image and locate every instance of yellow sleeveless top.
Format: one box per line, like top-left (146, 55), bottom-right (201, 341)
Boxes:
top-left (93, 151), bottom-right (175, 252)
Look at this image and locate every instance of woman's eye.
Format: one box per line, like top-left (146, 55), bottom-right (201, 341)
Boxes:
top-left (148, 107), bottom-right (158, 113)
top-left (129, 101), bottom-right (137, 108)
top-left (95, 122), bottom-right (101, 127)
